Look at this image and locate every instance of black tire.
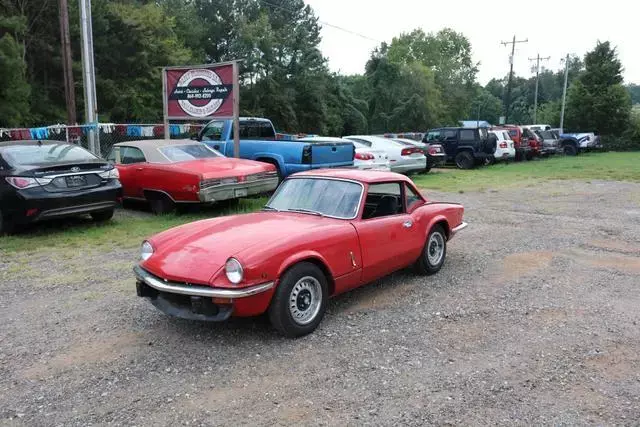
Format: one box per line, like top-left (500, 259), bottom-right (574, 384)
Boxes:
top-left (0, 211), bottom-right (14, 235)
top-left (414, 225), bottom-right (447, 275)
top-left (424, 167), bottom-right (432, 174)
top-left (525, 151), bottom-right (534, 161)
top-left (455, 151), bottom-right (474, 170)
top-left (268, 262), bottom-right (329, 338)
top-left (563, 144), bottom-right (578, 156)
top-left (147, 194), bottom-right (175, 215)
top-left (91, 209), bottom-right (114, 222)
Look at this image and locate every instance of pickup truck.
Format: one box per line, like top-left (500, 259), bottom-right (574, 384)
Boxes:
top-left (195, 118), bottom-right (354, 179)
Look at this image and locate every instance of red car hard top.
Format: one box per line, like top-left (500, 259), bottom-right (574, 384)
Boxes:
top-left (292, 168), bottom-right (413, 184)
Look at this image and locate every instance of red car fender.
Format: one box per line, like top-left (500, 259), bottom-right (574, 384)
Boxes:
top-left (424, 214), bottom-right (452, 239)
top-left (276, 250), bottom-right (335, 285)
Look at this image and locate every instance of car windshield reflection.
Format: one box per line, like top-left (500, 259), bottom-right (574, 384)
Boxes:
top-left (265, 178), bottom-right (362, 219)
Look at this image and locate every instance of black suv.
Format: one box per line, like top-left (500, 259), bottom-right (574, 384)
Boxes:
top-left (423, 127), bottom-right (496, 169)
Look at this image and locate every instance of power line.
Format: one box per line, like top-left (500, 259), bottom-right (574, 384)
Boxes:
top-left (257, 0), bottom-right (382, 43)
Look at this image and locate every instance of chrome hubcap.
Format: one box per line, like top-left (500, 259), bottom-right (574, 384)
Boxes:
top-left (427, 232), bottom-right (445, 265)
top-left (289, 276), bottom-right (322, 325)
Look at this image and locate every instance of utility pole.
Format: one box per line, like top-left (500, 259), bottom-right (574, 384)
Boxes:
top-left (559, 54), bottom-right (570, 133)
top-left (79, 0), bottom-right (99, 154)
top-left (501, 35), bottom-right (528, 124)
top-left (58, 0), bottom-right (76, 125)
top-left (528, 53), bottom-right (550, 124)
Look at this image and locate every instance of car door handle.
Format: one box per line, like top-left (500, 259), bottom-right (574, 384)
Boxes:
top-left (136, 167), bottom-right (143, 171)
top-left (403, 220), bottom-right (413, 228)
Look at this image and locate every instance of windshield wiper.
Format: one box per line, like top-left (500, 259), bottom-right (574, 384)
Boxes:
top-left (262, 205), bottom-right (279, 212)
top-left (285, 208), bottom-right (324, 216)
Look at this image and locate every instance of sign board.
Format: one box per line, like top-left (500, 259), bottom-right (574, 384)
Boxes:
top-left (499, 116), bottom-right (506, 125)
top-left (162, 61), bottom-right (240, 156)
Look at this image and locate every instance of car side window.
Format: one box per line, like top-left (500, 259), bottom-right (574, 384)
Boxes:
top-left (459, 129), bottom-right (475, 141)
top-left (443, 130), bottom-right (457, 141)
top-left (237, 121), bottom-right (276, 140)
top-left (120, 147), bottom-right (146, 164)
top-left (404, 184), bottom-right (423, 212)
top-left (201, 121), bottom-right (224, 141)
top-left (426, 131), bottom-right (441, 142)
top-left (362, 183), bottom-right (403, 220)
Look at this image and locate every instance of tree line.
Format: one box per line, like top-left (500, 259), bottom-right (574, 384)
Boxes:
top-left (0, 0), bottom-right (638, 146)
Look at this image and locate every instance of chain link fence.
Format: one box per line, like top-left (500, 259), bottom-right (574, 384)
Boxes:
top-left (0, 123), bottom-right (204, 158)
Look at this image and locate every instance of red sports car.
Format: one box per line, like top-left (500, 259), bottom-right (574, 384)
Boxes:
top-left (134, 169), bottom-right (467, 337)
top-left (107, 140), bottom-right (279, 214)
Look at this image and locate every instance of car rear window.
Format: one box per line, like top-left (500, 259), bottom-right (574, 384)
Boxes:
top-left (0, 143), bottom-right (98, 167)
top-left (159, 144), bottom-right (221, 162)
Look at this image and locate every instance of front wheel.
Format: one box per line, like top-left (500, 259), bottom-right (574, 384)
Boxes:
top-left (414, 225), bottom-right (447, 275)
top-left (0, 210), bottom-right (14, 235)
top-left (148, 195), bottom-right (176, 215)
top-left (91, 209), bottom-right (114, 222)
top-left (563, 144), bottom-right (578, 156)
top-left (268, 262), bottom-right (328, 338)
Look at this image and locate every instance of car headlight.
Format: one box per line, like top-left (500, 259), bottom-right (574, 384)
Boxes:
top-left (225, 258), bottom-right (244, 284)
top-left (140, 241), bottom-right (154, 261)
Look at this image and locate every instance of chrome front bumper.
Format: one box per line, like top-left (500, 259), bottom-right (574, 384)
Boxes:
top-left (450, 222), bottom-right (468, 238)
top-left (134, 266), bottom-right (275, 299)
top-left (198, 177), bottom-right (279, 203)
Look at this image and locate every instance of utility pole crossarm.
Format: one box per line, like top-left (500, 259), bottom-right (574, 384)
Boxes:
top-left (501, 35), bottom-right (528, 124)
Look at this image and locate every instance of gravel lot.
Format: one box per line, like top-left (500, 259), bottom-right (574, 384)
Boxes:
top-left (1, 179), bottom-right (639, 425)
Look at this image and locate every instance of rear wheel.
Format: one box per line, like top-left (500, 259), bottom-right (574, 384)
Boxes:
top-left (455, 151), bottom-right (474, 169)
top-left (91, 209), bottom-right (114, 222)
top-left (268, 262), bottom-right (328, 338)
top-left (147, 193), bottom-right (176, 215)
top-left (414, 225), bottom-right (447, 275)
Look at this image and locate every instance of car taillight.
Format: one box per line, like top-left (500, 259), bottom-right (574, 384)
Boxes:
top-left (401, 147), bottom-right (422, 156)
top-left (5, 176), bottom-right (39, 189)
top-left (499, 142), bottom-right (508, 149)
top-left (355, 152), bottom-right (374, 160)
top-left (427, 145), bottom-right (443, 155)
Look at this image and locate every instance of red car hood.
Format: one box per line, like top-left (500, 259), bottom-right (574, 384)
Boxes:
top-left (141, 212), bottom-right (333, 284)
top-left (170, 158), bottom-right (274, 180)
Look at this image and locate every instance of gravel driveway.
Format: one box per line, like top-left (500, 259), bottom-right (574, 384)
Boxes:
top-left (1, 180), bottom-right (639, 425)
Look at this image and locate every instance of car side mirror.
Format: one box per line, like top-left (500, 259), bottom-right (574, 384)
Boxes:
top-left (190, 134), bottom-right (201, 141)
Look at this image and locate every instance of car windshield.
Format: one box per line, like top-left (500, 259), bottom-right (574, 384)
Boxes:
top-left (0, 143), bottom-right (98, 167)
top-left (159, 144), bottom-right (220, 162)
top-left (265, 178), bottom-right (362, 219)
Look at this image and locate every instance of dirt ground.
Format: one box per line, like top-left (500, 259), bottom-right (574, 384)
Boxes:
top-left (1, 180), bottom-right (639, 425)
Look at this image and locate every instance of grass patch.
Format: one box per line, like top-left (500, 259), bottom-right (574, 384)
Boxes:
top-left (413, 152), bottom-right (640, 192)
top-left (0, 197), bottom-right (267, 254)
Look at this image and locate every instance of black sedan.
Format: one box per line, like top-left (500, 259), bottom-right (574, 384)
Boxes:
top-left (0, 140), bottom-right (122, 234)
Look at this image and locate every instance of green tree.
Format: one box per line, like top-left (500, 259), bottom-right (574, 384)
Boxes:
top-left (565, 41), bottom-right (631, 134)
top-left (472, 88), bottom-right (503, 125)
top-left (0, 14), bottom-right (31, 126)
top-left (627, 83), bottom-right (640, 104)
top-left (85, 1), bottom-right (193, 122)
top-left (386, 28), bottom-right (478, 124)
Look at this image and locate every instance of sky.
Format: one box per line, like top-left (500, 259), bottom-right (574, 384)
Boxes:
top-left (304, 0), bottom-right (639, 85)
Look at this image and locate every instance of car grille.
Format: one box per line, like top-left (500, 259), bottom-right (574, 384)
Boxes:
top-left (200, 171), bottom-right (277, 189)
